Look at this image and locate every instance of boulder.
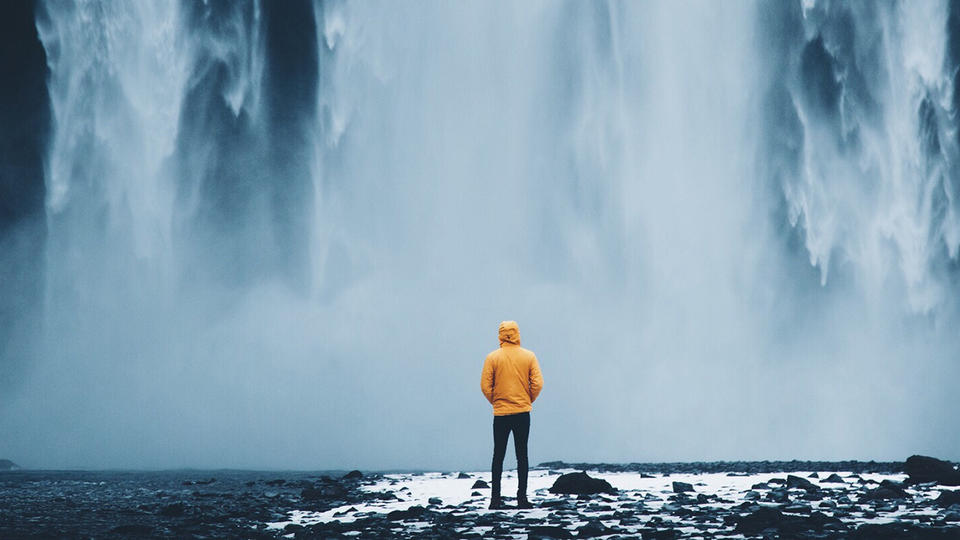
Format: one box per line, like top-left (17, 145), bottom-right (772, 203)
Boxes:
top-left (860, 480), bottom-right (909, 501)
top-left (548, 471), bottom-right (617, 495)
top-left (822, 473), bottom-right (845, 483)
top-left (936, 490), bottom-right (960, 507)
top-left (734, 507), bottom-right (785, 535)
top-left (735, 507), bottom-right (841, 536)
top-left (343, 470), bottom-right (363, 480)
top-left (576, 519), bottom-right (616, 538)
top-left (904, 455), bottom-right (960, 486)
top-left (471, 479), bottom-right (489, 489)
top-left (672, 481), bottom-right (694, 493)
top-left (457, 472), bottom-right (471, 479)
top-left (787, 475), bottom-right (818, 492)
top-left (387, 505), bottom-right (425, 521)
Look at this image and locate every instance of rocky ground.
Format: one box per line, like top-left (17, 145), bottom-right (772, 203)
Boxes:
top-left (1, 456), bottom-right (959, 538)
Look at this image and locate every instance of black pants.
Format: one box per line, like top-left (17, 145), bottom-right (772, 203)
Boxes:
top-left (491, 411), bottom-right (530, 500)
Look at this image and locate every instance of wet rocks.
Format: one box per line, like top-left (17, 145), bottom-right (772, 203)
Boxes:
top-left (109, 524), bottom-right (153, 535)
top-left (672, 481), bottom-right (694, 493)
top-left (576, 518), bottom-right (618, 538)
top-left (301, 482), bottom-right (348, 501)
top-left (822, 473), bottom-right (846, 483)
top-left (850, 522), bottom-right (960, 539)
top-left (457, 472), bottom-right (472, 479)
top-left (786, 474), bottom-right (819, 492)
top-left (158, 502), bottom-right (187, 517)
top-left (734, 507), bottom-right (786, 535)
top-left (471, 479), bottom-right (489, 489)
top-left (527, 525), bottom-right (573, 539)
top-left (734, 507), bottom-right (842, 536)
top-left (861, 480), bottom-right (910, 501)
top-left (905, 455), bottom-right (960, 486)
top-left (343, 470), bottom-right (363, 480)
top-left (549, 471), bottom-right (617, 495)
top-left (937, 490), bottom-right (960, 507)
top-left (386, 505), bottom-right (425, 521)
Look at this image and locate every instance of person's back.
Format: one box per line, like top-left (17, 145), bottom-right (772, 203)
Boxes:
top-left (481, 320), bottom-right (543, 509)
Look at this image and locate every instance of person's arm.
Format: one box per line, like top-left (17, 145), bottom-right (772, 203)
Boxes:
top-left (481, 356), bottom-right (495, 404)
top-left (528, 355), bottom-right (543, 402)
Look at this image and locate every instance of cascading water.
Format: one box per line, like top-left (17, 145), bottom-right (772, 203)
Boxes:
top-left (1, 0), bottom-right (960, 469)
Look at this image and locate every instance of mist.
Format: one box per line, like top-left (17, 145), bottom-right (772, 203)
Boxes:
top-left (2, 0), bottom-right (960, 470)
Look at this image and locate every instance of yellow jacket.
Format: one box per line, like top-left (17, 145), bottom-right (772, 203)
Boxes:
top-left (481, 321), bottom-right (544, 416)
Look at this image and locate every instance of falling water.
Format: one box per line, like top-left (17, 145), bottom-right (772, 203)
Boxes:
top-left (1, 0), bottom-right (960, 469)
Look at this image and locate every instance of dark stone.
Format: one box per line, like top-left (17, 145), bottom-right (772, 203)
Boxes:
top-left (767, 488), bottom-right (790, 503)
top-left (0, 459), bottom-right (18, 471)
top-left (849, 522), bottom-right (959, 539)
top-left (387, 505), bottom-right (425, 521)
top-left (427, 497), bottom-right (442, 505)
top-left (637, 529), bottom-right (679, 539)
top-left (808, 472), bottom-right (819, 478)
top-left (527, 525), bottom-right (574, 539)
top-left (343, 470), bottom-right (363, 480)
top-left (880, 479), bottom-right (907, 491)
top-left (576, 519), bottom-right (615, 538)
top-left (905, 455), bottom-right (960, 486)
top-left (787, 474), bottom-right (818, 492)
top-left (158, 502), bottom-right (187, 517)
top-left (800, 34), bottom-right (841, 116)
top-left (458, 472), bottom-right (472, 479)
top-left (672, 481), bottom-right (694, 493)
top-left (734, 507), bottom-right (786, 535)
top-left (937, 490), bottom-right (960, 507)
top-left (822, 473), bottom-right (846, 483)
top-left (783, 503), bottom-right (812, 514)
top-left (471, 480), bottom-right (489, 489)
top-left (861, 481), bottom-right (909, 501)
top-left (548, 472), bottom-right (617, 495)
top-left (735, 507), bottom-right (842, 536)
top-left (109, 524), bottom-right (153, 535)
top-left (301, 483), bottom-right (347, 500)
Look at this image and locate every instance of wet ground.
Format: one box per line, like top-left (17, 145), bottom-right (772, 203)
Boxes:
top-left (3, 461), bottom-right (960, 538)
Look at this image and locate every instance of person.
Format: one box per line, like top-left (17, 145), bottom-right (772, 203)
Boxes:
top-left (480, 320), bottom-right (544, 509)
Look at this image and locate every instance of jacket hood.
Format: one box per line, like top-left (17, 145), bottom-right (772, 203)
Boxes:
top-left (498, 320), bottom-right (521, 346)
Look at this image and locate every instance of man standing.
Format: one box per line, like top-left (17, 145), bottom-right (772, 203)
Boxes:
top-left (481, 320), bottom-right (544, 509)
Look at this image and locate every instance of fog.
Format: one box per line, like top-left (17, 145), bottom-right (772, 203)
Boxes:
top-left (2, 0), bottom-right (960, 470)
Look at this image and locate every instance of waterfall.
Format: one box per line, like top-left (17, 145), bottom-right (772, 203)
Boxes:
top-left (1, 0), bottom-right (959, 469)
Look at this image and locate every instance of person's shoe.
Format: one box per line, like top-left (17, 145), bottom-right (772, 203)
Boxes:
top-left (516, 497), bottom-right (534, 509)
top-left (488, 498), bottom-right (503, 510)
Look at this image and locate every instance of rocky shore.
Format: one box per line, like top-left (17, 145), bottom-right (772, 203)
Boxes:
top-left (1, 456), bottom-right (959, 538)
